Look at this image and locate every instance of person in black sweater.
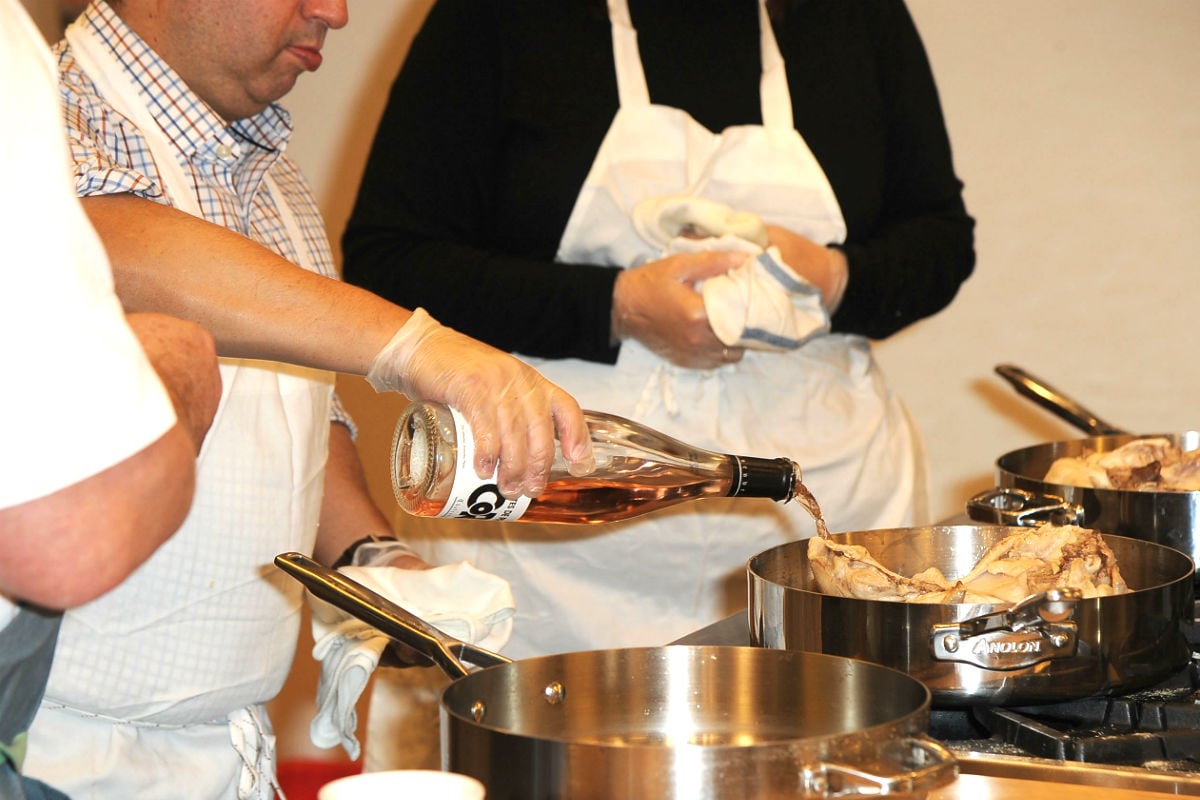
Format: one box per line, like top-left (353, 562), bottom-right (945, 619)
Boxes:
top-left (343, 0), bottom-right (974, 771)
top-left (344, 0), bottom-right (974, 360)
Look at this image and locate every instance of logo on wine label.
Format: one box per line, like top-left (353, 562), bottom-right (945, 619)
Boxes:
top-left (447, 483), bottom-right (528, 521)
top-left (439, 481), bottom-right (532, 521)
top-left (438, 406), bottom-right (533, 522)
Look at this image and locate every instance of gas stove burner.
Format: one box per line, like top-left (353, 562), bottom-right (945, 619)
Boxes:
top-left (933, 654), bottom-right (1200, 774)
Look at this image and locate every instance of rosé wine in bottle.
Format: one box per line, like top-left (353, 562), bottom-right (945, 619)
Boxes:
top-left (390, 402), bottom-right (801, 524)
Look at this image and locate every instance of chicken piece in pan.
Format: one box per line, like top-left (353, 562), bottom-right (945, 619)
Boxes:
top-left (808, 523), bottom-right (1128, 605)
top-left (952, 523), bottom-right (1128, 603)
top-left (1045, 437), bottom-right (1200, 491)
top-left (807, 536), bottom-right (957, 603)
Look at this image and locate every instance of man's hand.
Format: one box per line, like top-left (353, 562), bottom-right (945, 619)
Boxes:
top-left (367, 310), bottom-right (595, 499)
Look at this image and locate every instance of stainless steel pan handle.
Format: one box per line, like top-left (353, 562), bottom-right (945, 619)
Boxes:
top-left (966, 487), bottom-right (1084, 527)
top-left (995, 364), bottom-right (1128, 436)
top-left (929, 588), bottom-right (1081, 671)
top-left (274, 552), bottom-right (510, 679)
top-left (802, 736), bottom-right (958, 798)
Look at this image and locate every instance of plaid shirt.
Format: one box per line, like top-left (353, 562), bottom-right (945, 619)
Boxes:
top-left (55, 1), bottom-right (356, 433)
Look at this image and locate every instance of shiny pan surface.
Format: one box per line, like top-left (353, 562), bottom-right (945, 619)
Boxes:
top-left (441, 646), bottom-right (953, 799)
top-left (748, 525), bottom-right (1194, 706)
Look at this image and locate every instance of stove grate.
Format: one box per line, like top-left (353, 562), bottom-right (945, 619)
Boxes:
top-left (979, 706), bottom-right (1200, 766)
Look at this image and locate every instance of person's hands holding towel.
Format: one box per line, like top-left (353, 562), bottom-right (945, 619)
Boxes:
top-left (618, 195), bottom-right (844, 367)
top-left (763, 223), bottom-right (849, 314)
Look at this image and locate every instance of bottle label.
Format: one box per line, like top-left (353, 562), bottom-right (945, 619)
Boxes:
top-left (437, 406), bottom-right (533, 522)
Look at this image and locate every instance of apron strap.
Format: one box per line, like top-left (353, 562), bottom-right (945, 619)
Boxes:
top-left (229, 705), bottom-right (285, 800)
top-left (65, 20), bottom-right (201, 217)
top-left (607, 0), bottom-right (794, 130)
top-left (758, 0), bottom-right (795, 130)
top-left (263, 174), bottom-right (322, 276)
top-left (607, 0), bottom-right (650, 108)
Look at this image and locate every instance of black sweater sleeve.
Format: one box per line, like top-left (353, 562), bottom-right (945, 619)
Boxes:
top-left (342, 0), bottom-right (974, 361)
top-left (342, 1), bottom-right (622, 363)
top-left (787, 0), bottom-right (977, 338)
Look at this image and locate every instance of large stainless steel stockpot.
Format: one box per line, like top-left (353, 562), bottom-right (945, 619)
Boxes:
top-left (276, 552), bottom-right (956, 800)
top-left (748, 525), bottom-right (1194, 706)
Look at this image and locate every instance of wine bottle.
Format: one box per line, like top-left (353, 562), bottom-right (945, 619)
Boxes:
top-left (390, 401), bottom-right (801, 524)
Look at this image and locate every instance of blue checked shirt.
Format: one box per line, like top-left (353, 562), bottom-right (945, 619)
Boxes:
top-left (54, 1), bottom-right (357, 434)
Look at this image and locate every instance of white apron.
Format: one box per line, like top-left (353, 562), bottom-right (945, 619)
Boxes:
top-left (25, 21), bottom-right (333, 800)
top-left (367, 0), bottom-right (926, 772)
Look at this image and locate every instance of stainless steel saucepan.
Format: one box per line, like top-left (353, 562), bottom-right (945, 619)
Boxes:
top-left (748, 524), bottom-right (1193, 706)
top-left (275, 552), bottom-right (957, 800)
top-left (967, 364), bottom-right (1200, 574)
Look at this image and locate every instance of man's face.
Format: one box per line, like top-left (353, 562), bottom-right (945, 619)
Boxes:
top-left (131, 0), bottom-right (348, 121)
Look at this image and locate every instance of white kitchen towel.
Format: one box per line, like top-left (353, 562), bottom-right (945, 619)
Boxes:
top-left (308, 562), bottom-right (515, 759)
top-left (632, 194), bottom-right (829, 351)
top-left (632, 194), bottom-right (770, 249)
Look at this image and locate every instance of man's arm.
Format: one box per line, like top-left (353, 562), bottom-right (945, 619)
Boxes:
top-left (0, 313), bottom-right (221, 609)
top-left (125, 313), bottom-right (223, 452)
top-left (82, 193), bottom-right (595, 498)
top-left (311, 423), bottom-right (428, 571)
top-left (85, 195), bottom-right (402, 374)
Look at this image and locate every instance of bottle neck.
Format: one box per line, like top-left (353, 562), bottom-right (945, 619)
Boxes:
top-left (730, 456), bottom-right (798, 501)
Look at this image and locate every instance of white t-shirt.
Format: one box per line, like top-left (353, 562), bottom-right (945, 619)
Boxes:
top-left (0, 0), bottom-right (177, 626)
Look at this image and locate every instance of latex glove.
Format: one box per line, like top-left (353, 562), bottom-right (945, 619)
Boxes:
top-left (308, 559), bottom-right (515, 760)
top-left (366, 308), bottom-right (594, 497)
top-left (612, 251), bottom-right (748, 369)
top-left (764, 224), bottom-right (849, 312)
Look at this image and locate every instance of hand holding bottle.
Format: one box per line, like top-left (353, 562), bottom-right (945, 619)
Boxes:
top-left (367, 309), bottom-right (595, 498)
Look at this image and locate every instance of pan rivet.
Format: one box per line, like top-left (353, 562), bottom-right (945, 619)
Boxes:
top-left (943, 635), bottom-right (959, 653)
top-left (470, 700), bottom-right (486, 723)
top-left (543, 681), bottom-right (566, 705)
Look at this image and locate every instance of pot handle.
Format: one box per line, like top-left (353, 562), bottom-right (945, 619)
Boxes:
top-left (929, 589), bottom-right (1081, 670)
top-left (802, 736), bottom-right (957, 798)
top-left (995, 364), bottom-right (1128, 436)
top-left (274, 552), bottom-right (510, 679)
top-left (966, 487), bottom-right (1084, 527)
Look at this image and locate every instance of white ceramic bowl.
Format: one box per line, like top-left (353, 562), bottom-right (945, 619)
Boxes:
top-left (318, 769), bottom-right (485, 799)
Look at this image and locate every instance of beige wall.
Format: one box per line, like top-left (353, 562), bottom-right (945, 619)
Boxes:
top-left (22, 0), bottom-right (1200, 764)
top-left (877, 2), bottom-right (1200, 520)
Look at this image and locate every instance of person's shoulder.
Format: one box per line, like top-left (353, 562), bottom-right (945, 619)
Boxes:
top-left (414, 0), bottom-right (597, 65)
